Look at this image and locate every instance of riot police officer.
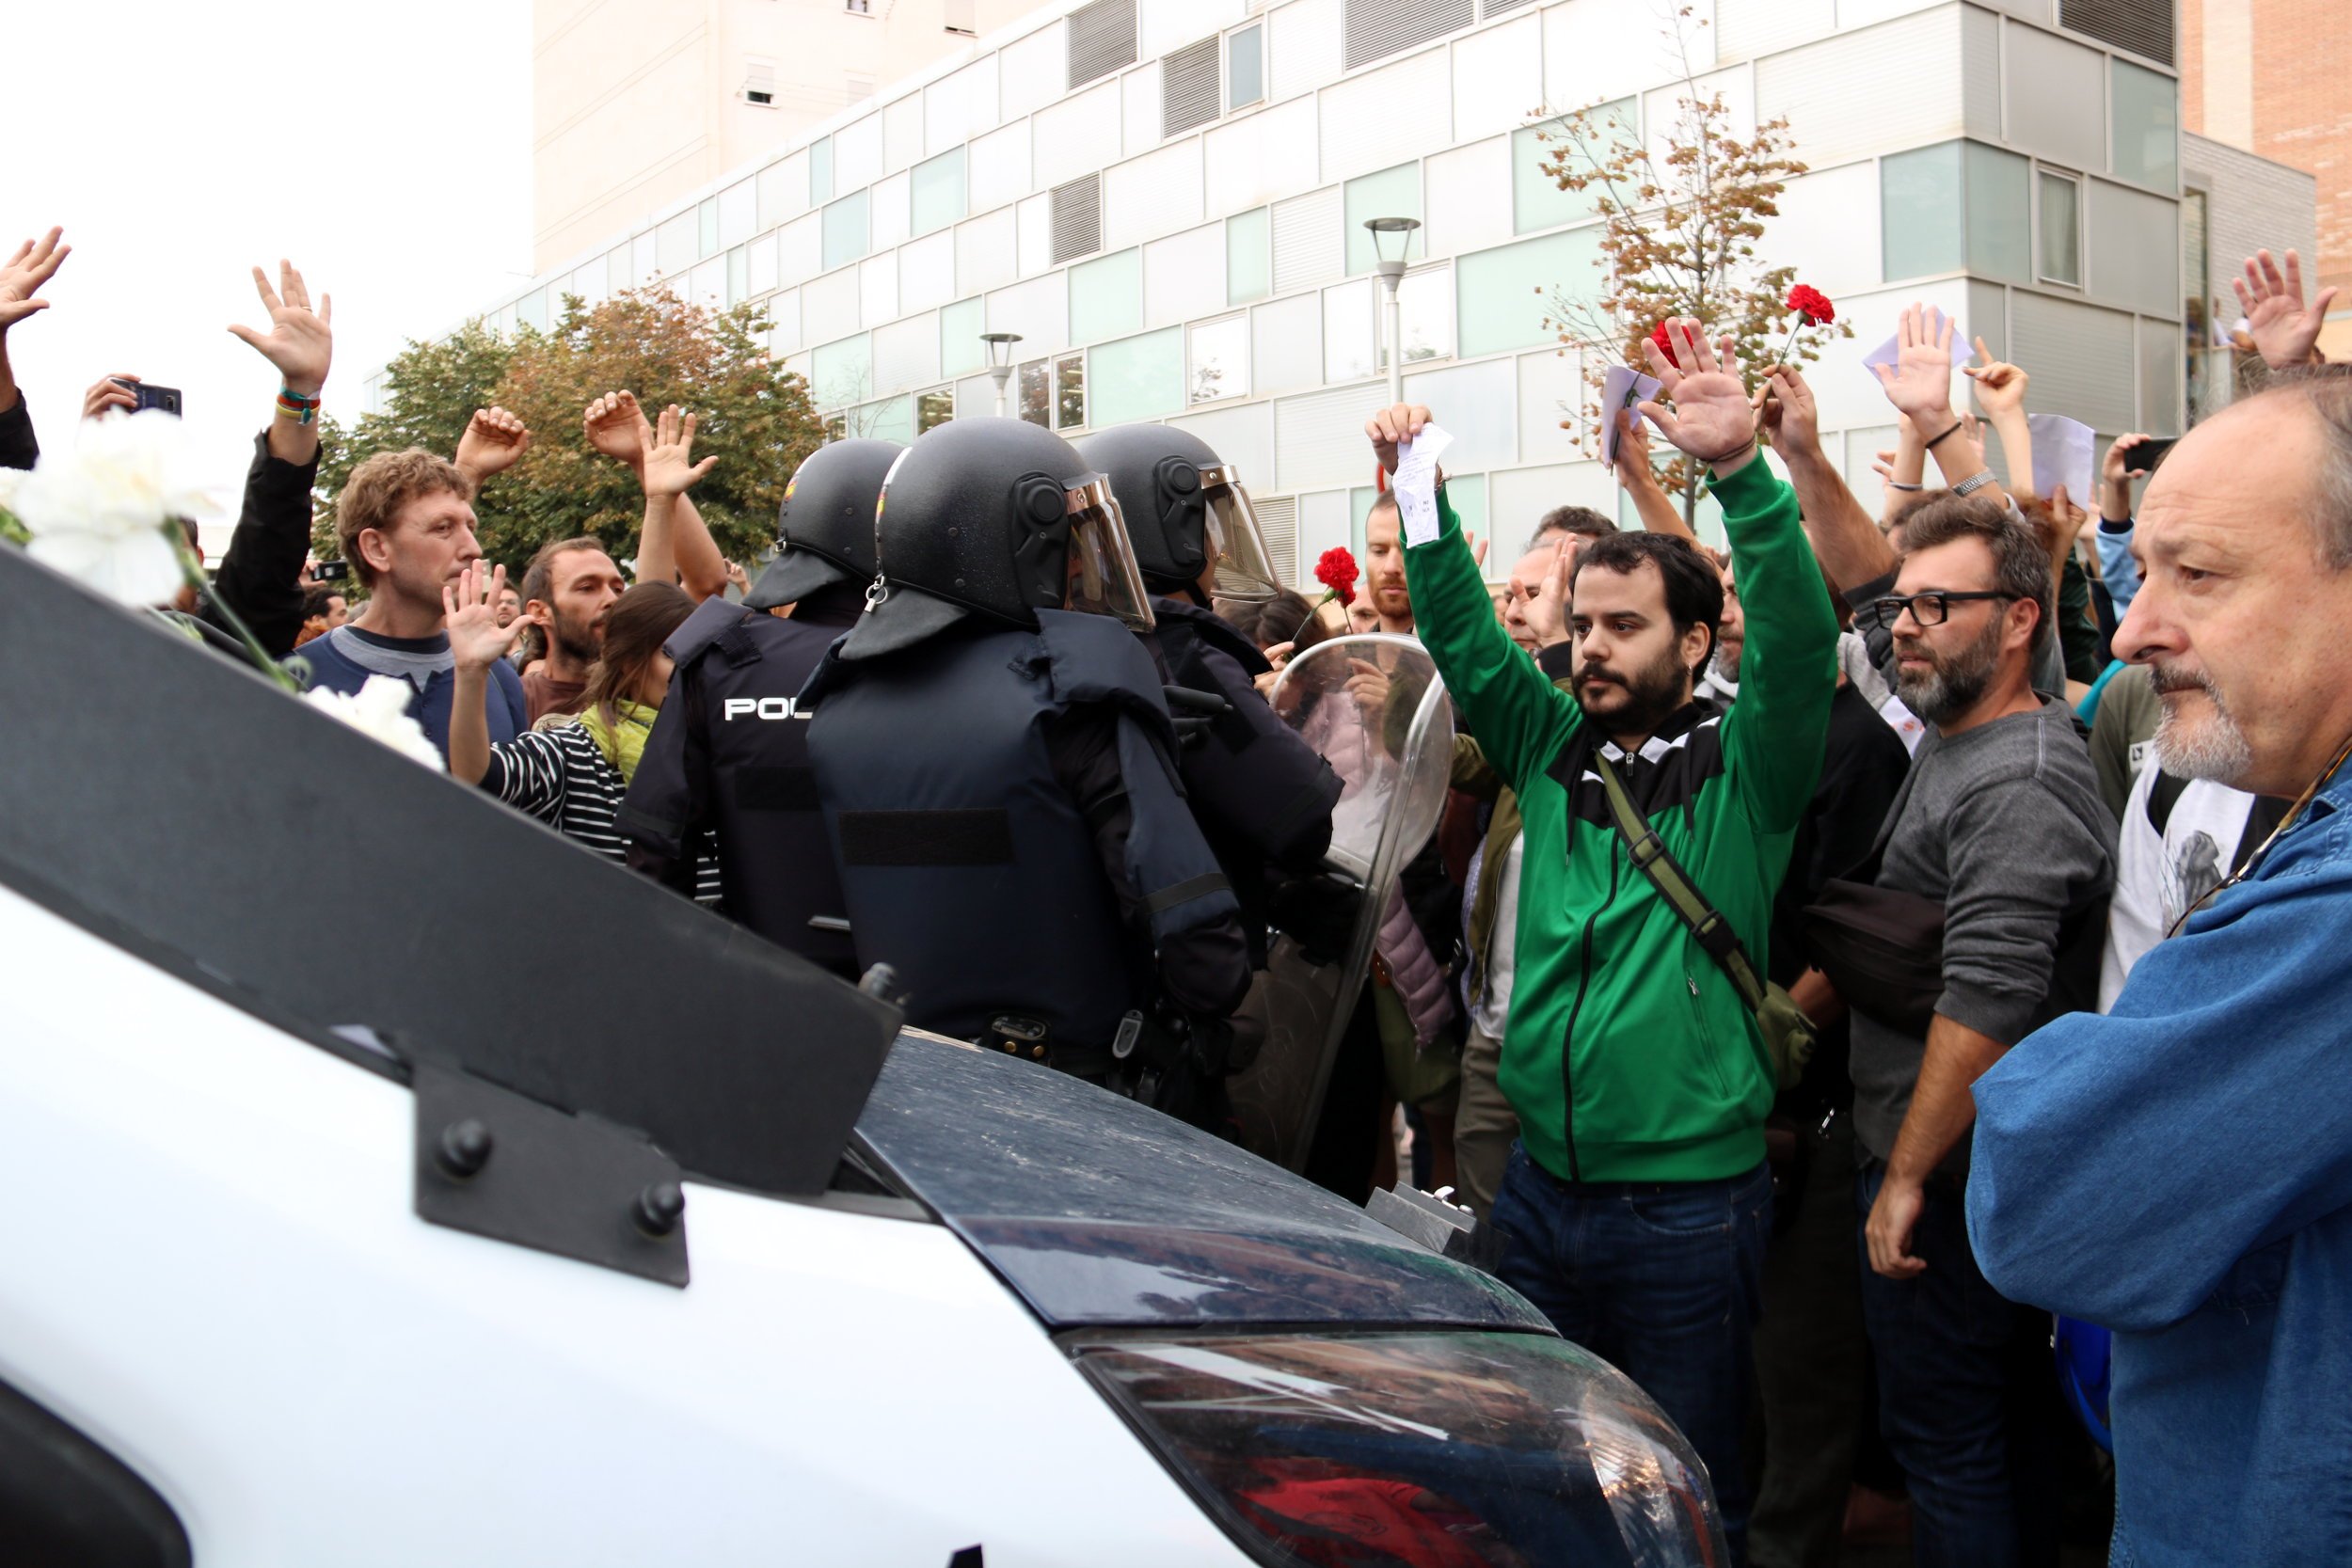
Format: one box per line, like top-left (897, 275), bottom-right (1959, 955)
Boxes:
top-left (1073, 424), bottom-right (1342, 964)
top-left (617, 438), bottom-right (900, 979)
top-left (801, 418), bottom-right (1251, 1124)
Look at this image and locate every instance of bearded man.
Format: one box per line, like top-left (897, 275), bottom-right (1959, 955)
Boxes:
top-left (517, 536), bottom-right (627, 723)
top-left (1365, 317), bottom-right (1838, 1562)
top-left (1843, 495), bottom-right (2115, 1566)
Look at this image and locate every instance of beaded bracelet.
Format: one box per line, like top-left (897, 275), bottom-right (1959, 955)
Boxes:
top-left (275, 386), bottom-right (321, 426)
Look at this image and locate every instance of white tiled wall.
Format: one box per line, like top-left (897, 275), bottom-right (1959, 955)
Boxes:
top-left (446, 0), bottom-right (2268, 582)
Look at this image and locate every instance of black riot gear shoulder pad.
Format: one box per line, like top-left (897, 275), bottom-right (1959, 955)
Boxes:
top-left (747, 437), bottom-right (902, 610)
top-left (1074, 423), bottom-right (1222, 594)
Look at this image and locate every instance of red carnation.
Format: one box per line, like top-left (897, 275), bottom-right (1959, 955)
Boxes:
top-left (1648, 318), bottom-right (1681, 369)
top-left (1314, 546), bottom-right (1359, 607)
top-left (1786, 284), bottom-right (1836, 325)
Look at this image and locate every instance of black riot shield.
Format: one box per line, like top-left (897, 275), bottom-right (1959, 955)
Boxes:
top-left (1226, 633), bottom-right (1454, 1171)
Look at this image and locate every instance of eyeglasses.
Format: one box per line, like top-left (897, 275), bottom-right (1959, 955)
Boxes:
top-left (1858, 590), bottom-right (2017, 631)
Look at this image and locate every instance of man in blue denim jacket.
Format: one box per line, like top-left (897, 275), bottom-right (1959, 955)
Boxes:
top-left (1968, 372), bottom-right (2352, 1567)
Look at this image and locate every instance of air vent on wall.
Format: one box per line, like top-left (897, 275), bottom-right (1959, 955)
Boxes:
top-left (1162, 37), bottom-right (1222, 139)
top-left (1479, 0), bottom-right (1539, 16)
top-left (1068, 0), bottom-right (1139, 90)
top-left (1343, 0), bottom-right (1473, 72)
top-left (2057, 0), bottom-right (2173, 64)
top-left (1247, 494), bottom-right (1299, 589)
top-left (1050, 174), bottom-right (1104, 265)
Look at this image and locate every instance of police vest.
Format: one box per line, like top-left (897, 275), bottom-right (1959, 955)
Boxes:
top-left (623, 601), bottom-right (857, 976)
top-left (806, 610), bottom-right (1208, 1048)
top-left (1146, 597), bottom-right (1343, 957)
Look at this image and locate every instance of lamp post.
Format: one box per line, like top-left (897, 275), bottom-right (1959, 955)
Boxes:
top-left (982, 332), bottom-right (1024, 419)
top-left (1363, 216), bottom-right (1421, 408)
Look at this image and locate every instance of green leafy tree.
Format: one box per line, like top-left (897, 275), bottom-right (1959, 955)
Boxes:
top-left (1535, 21), bottom-right (1852, 528)
top-left (314, 317), bottom-right (514, 562)
top-left (318, 288), bottom-right (823, 573)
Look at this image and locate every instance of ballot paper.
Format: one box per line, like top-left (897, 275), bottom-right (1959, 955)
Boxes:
top-left (2027, 413), bottom-right (2096, 504)
top-left (1395, 422), bottom-right (1455, 548)
top-left (1862, 310), bottom-right (1971, 388)
top-left (1600, 364), bottom-right (1663, 470)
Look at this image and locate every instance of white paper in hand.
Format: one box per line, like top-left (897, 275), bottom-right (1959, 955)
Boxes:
top-left (1600, 365), bottom-right (1662, 469)
top-left (1394, 423), bottom-right (1454, 548)
top-left (2027, 413), bottom-right (2096, 504)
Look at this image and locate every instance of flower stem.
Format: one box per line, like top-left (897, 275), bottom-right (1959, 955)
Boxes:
top-left (172, 529), bottom-right (299, 693)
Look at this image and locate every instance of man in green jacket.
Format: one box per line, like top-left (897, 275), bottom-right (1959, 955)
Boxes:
top-left (1365, 321), bottom-right (1837, 1561)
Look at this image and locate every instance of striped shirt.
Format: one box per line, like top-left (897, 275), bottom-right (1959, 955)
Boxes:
top-left (481, 721), bottom-right (723, 905)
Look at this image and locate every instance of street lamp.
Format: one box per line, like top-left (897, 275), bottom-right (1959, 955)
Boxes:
top-left (1363, 216), bottom-right (1421, 407)
top-left (982, 332), bottom-right (1024, 419)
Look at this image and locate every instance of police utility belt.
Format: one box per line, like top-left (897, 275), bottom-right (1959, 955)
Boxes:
top-left (984, 1008), bottom-right (1220, 1091)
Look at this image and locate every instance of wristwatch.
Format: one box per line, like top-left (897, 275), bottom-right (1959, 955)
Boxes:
top-left (1952, 469), bottom-right (1996, 497)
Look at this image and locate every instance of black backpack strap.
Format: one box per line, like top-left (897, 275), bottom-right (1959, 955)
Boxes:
top-left (1594, 752), bottom-right (1769, 1014)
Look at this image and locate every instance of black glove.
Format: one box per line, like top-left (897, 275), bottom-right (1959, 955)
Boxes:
top-left (1163, 683), bottom-right (1231, 752)
top-left (1266, 869), bottom-right (1365, 967)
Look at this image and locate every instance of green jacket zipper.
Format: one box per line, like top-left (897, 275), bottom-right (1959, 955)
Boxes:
top-left (1556, 837), bottom-right (1622, 1184)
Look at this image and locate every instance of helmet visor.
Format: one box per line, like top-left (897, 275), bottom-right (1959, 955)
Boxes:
top-left (1064, 478), bottom-right (1155, 633)
top-left (1199, 464), bottom-right (1282, 604)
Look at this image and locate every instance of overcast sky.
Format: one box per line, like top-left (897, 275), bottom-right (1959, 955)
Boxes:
top-left (8, 2), bottom-right (532, 551)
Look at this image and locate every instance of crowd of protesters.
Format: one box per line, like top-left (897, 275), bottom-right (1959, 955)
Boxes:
top-left (7, 217), bottom-right (2352, 1568)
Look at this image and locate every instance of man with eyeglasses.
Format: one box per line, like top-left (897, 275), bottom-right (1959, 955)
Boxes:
top-left (1842, 495), bottom-right (2115, 1567)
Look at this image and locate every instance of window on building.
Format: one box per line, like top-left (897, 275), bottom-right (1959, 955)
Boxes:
top-left (697, 198), bottom-right (720, 260)
top-left (1190, 315), bottom-right (1249, 404)
top-left (2111, 58), bottom-right (2179, 191)
top-left (917, 387), bottom-right (955, 433)
top-left (1227, 208), bottom-right (1270, 306)
top-left (742, 58), bottom-right (778, 107)
top-left (2038, 170), bottom-right (2081, 287)
top-left (1019, 358), bottom-right (1051, 427)
top-left (1229, 24), bottom-right (1264, 111)
top-left (1394, 264), bottom-right (1454, 365)
top-left (1056, 354), bottom-right (1087, 429)
top-left (1879, 142), bottom-right (1963, 282)
top-left (1324, 279), bottom-right (1376, 384)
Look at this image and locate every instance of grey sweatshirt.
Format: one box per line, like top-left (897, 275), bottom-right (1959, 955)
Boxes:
top-left (1850, 695), bottom-right (2117, 1168)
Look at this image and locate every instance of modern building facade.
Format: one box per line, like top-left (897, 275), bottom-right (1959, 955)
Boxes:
top-left (532, 0), bottom-right (1057, 274)
top-left (442, 0), bottom-right (2316, 582)
top-left (2177, 0), bottom-right (2350, 358)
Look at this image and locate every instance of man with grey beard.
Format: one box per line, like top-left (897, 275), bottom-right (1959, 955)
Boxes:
top-left (1840, 495), bottom-right (2115, 1566)
top-left (1965, 367), bottom-right (2352, 1568)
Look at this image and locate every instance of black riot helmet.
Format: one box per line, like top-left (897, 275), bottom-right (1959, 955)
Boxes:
top-left (744, 437), bottom-right (902, 610)
top-left (840, 417), bottom-right (1154, 658)
top-left (1073, 423), bottom-right (1283, 606)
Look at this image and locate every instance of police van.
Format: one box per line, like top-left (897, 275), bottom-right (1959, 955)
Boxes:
top-left (0, 544), bottom-right (1724, 1567)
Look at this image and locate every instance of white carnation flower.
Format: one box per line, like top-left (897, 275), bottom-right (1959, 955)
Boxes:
top-left (12, 409), bottom-right (222, 607)
top-left (304, 675), bottom-right (445, 771)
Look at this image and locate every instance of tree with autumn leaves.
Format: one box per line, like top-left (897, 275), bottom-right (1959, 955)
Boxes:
top-left (1534, 32), bottom-right (1853, 529)
top-left (316, 289), bottom-right (823, 573)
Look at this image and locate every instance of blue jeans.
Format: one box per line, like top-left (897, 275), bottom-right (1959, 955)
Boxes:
top-left (1854, 1162), bottom-right (2061, 1568)
top-left (1490, 1143), bottom-right (1772, 1564)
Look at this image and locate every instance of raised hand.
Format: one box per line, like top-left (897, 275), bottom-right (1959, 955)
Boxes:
top-left (584, 389), bottom-right (656, 470)
top-left (644, 404), bottom-right (719, 498)
top-left (2233, 248), bottom-right (2337, 370)
top-left (1527, 540), bottom-right (1574, 650)
top-left (1637, 318), bottom-right (1756, 475)
top-left (1963, 339), bottom-right (2028, 418)
top-left (443, 562), bottom-right (528, 672)
top-left (1613, 410), bottom-right (1662, 492)
top-left (1871, 303), bottom-right (1962, 426)
top-left (226, 261), bottom-right (332, 397)
top-left (2102, 433), bottom-right (2154, 522)
top-left (0, 227), bottom-right (70, 332)
top-left (1344, 657), bottom-right (1391, 720)
top-left (1757, 363), bottom-right (1826, 465)
top-left (454, 406), bottom-right (532, 489)
top-left (82, 374), bottom-right (141, 421)
top-left (1364, 403), bottom-right (1435, 475)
